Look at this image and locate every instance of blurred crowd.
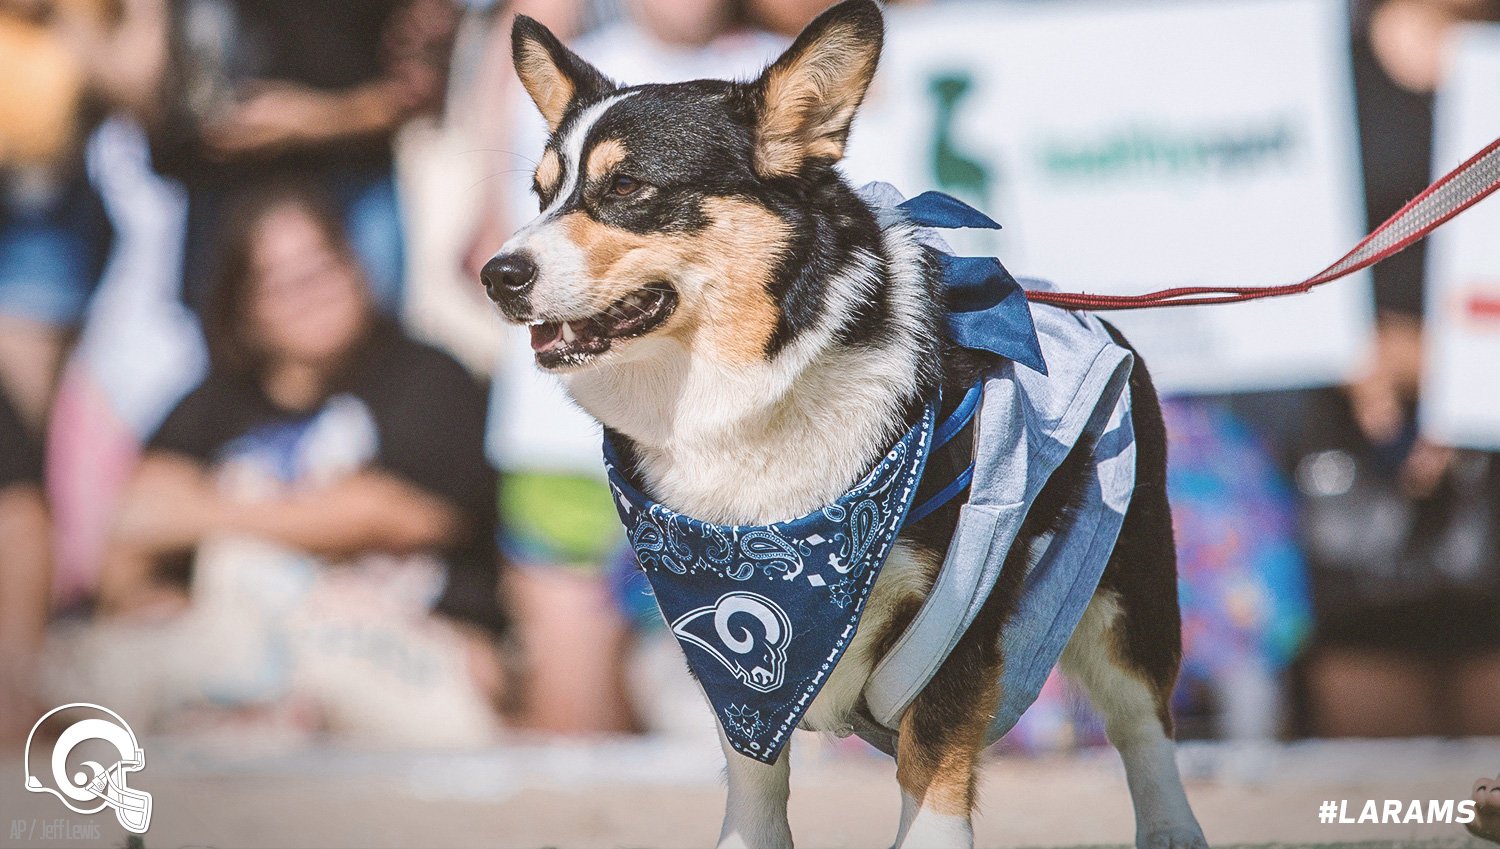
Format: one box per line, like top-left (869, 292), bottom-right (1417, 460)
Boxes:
top-left (0, 0), bottom-right (1498, 760)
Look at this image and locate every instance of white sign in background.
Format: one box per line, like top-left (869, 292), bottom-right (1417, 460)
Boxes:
top-left (1421, 24), bottom-right (1500, 450)
top-left (843, 0), bottom-right (1374, 395)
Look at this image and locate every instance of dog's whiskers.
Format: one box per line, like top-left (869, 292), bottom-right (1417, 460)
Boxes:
top-left (600, 296), bottom-right (655, 323)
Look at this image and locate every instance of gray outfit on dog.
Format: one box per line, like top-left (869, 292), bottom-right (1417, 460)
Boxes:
top-left (855, 186), bottom-right (1137, 751)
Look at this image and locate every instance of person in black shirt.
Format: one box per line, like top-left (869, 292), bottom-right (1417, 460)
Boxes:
top-left (100, 183), bottom-right (507, 737)
top-left (0, 384), bottom-right (50, 741)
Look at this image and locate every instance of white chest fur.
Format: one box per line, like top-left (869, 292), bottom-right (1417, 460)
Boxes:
top-left (572, 347), bottom-right (914, 524)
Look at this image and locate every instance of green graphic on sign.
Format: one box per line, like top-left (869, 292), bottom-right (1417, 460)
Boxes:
top-left (928, 72), bottom-right (994, 211)
top-left (1038, 122), bottom-right (1297, 182)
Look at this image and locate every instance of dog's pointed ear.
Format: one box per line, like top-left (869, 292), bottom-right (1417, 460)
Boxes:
top-left (512, 15), bottom-right (615, 132)
top-left (749, 0), bottom-right (884, 177)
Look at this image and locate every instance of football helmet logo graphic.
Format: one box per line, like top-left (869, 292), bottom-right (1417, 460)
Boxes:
top-left (24, 703), bottom-right (152, 833)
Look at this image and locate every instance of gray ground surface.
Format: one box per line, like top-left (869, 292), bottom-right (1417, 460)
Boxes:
top-left (3, 736), bottom-right (1496, 848)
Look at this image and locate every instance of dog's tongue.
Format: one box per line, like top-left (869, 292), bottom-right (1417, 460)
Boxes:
top-left (530, 322), bottom-right (563, 352)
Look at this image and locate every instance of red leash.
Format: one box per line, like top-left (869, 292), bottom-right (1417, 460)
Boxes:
top-left (1026, 136), bottom-right (1500, 311)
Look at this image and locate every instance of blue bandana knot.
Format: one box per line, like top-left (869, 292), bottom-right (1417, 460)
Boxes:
top-left (898, 192), bottom-right (1048, 375)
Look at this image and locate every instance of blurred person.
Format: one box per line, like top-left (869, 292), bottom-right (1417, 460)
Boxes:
top-left (1337, 0), bottom-right (1500, 839)
top-left (148, 0), bottom-right (460, 316)
top-left (44, 117), bottom-right (204, 609)
top-left (0, 0), bottom-right (168, 430)
top-left (745, 0), bottom-right (837, 36)
top-left (49, 1), bottom-right (462, 612)
top-left (747, 0), bottom-right (934, 37)
top-left (1158, 399), bottom-right (1311, 750)
top-left (66, 184), bottom-right (509, 743)
top-left (1290, 0), bottom-right (1500, 741)
top-left (399, 0), bottom-right (617, 377)
top-left (474, 0), bottom-right (784, 735)
top-left (0, 384), bottom-right (51, 742)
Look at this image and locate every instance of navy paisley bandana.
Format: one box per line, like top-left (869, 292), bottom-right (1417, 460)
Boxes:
top-left (604, 402), bottom-right (936, 763)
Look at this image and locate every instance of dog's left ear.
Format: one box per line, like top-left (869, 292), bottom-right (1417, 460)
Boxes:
top-left (750, 0), bottom-right (884, 177)
top-left (512, 15), bottom-right (616, 132)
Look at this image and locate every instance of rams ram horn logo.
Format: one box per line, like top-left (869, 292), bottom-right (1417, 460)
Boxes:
top-left (671, 592), bottom-right (792, 692)
top-left (24, 703), bottom-right (152, 833)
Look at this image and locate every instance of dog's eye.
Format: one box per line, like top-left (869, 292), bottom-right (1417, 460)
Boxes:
top-left (609, 175), bottom-right (642, 197)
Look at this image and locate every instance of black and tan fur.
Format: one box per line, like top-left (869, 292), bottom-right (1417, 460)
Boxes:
top-left (482, 3), bottom-right (1207, 847)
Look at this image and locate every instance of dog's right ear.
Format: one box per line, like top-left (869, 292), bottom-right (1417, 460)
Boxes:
top-left (511, 16), bottom-right (615, 132)
top-left (749, 0), bottom-right (884, 177)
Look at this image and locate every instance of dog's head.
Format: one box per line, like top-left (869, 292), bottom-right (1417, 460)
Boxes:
top-left (483, 0), bottom-right (884, 372)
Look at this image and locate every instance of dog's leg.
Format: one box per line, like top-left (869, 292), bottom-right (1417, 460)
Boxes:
top-left (890, 632), bottom-right (999, 848)
top-left (1061, 590), bottom-right (1207, 849)
top-left (1065, 323), bottom-right (1205, 849)
top-left (716, 727), bottom-right (793, 849)
top-left (891, 710), bottom-right (985, 848)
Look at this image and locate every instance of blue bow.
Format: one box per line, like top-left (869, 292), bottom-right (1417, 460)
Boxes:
top-left (897, 192), bottom-right (1048, 375)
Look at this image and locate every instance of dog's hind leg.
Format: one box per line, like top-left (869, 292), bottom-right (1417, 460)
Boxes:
top-left (1061, 589), bottom-right (1206, 849)
top-left (891, 686), bottom-right (991, 848)
top-left (890, 611), bottom-right (1004, 849)
top-left (716, 727), bottom-right (794, 849)
top-left (1061, 324), bottom-right (1206, 849)
top-left (1058, 367), bottom-right (1207, 849)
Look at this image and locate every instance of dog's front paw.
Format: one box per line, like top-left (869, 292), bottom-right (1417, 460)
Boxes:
top-left (1137, 827), bottom-right (1208, 849)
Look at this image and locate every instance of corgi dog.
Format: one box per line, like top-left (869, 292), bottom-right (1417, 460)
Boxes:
top-left (481, 2), bottom-right (1208, 848)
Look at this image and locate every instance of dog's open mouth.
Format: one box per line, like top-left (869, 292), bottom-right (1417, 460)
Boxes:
top-left (528, 283), bottom-right (678, 368)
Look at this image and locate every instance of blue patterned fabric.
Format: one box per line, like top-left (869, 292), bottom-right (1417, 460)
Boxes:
top-left (604, 402), bottom-right (936, 763)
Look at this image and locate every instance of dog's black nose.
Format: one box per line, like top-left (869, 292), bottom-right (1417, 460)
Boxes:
top-left (481, 252), bottom-right (537, 298)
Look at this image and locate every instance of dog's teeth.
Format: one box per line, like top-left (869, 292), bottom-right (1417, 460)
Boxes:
top-left (561, 321), bottom-right (577, 343)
